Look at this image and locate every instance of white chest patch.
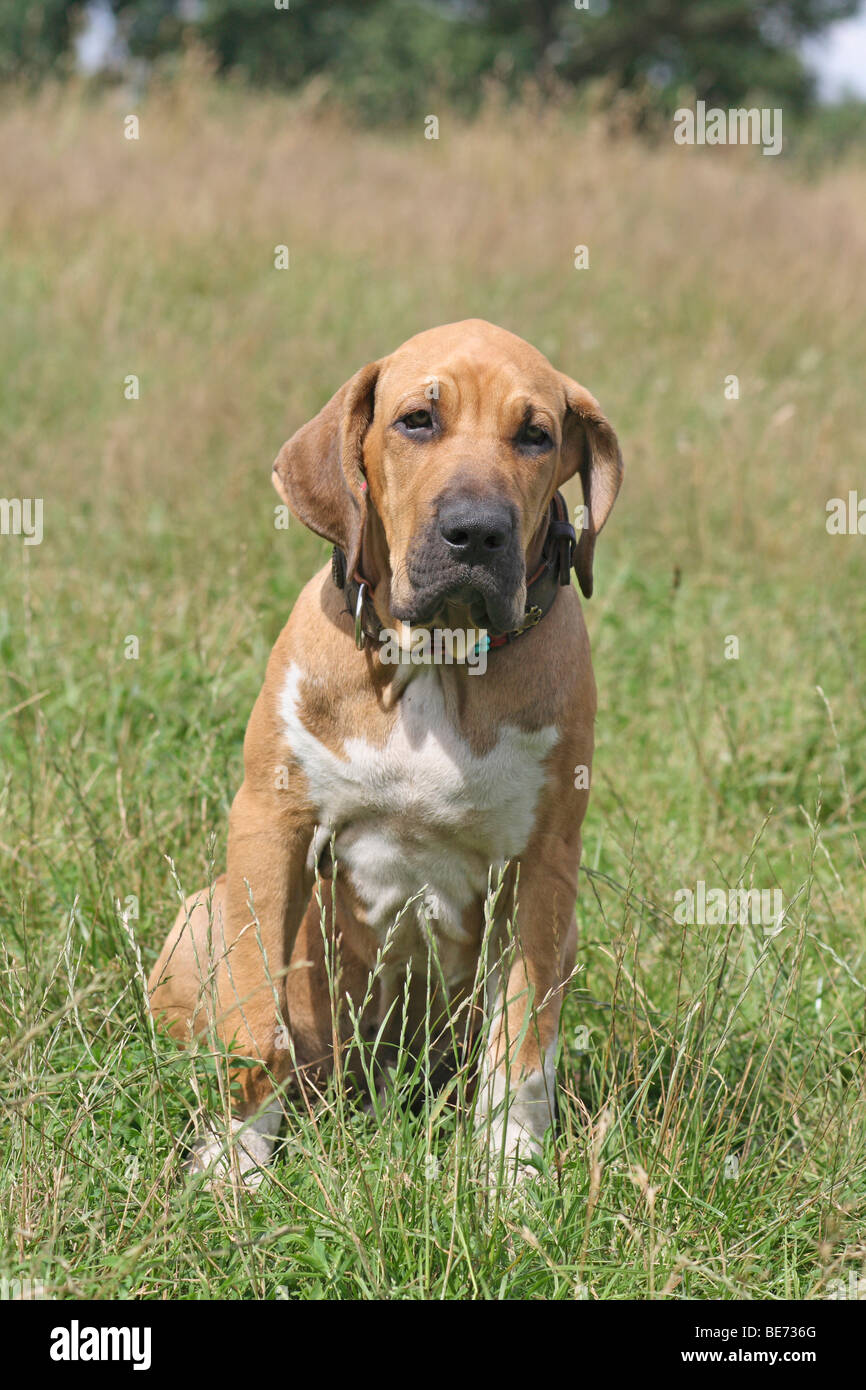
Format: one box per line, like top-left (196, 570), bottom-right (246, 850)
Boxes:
top-left (279, 663), bottom-right (558, 971)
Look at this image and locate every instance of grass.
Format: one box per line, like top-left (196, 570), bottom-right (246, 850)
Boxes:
top-left (1, 69), bottom-right (865, 1300)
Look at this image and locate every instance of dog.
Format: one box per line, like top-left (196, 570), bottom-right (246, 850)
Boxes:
top-left (148, 319), bottom-right (622, 1184)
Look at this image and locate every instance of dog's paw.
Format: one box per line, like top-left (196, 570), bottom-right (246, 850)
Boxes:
top-left (483, 1117), bottom-right (546, 1191)
top-left (185, 1111), bottom-right (279, 1191)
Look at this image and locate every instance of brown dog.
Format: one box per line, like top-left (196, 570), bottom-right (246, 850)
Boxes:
top-left (148, 319), bottom-right (622, 1183)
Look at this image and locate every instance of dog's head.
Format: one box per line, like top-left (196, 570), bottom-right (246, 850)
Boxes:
top-left (273, 320), bottom-right (622, 631)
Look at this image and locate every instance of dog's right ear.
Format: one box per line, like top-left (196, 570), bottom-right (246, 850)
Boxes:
top-left (272, 361), bottom-right (381, 579)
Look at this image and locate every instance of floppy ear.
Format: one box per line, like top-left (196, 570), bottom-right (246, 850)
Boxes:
top-left (557, 375), bottom-right (623, 599)
top-left (272, 360), bottom-right (381, 579)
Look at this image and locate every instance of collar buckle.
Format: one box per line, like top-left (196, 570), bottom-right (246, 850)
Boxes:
top-left (509, 603), bottom-right (543, 639)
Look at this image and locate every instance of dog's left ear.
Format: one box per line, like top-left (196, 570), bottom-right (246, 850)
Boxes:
top-left (272, 360), bottom-right (381, 579)
top-left (556, 375), bottom-right (623, 598)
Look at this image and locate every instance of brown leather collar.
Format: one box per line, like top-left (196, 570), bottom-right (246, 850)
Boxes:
top-left (332, 491), bottom-right (577, 652)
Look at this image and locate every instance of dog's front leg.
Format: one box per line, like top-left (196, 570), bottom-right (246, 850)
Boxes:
top-left (477, 838), bottom-right (579, 1182)
top-left (192, 691), bottom-right (316, 1185)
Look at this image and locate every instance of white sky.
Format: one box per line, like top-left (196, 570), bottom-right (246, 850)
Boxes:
top-left (75, 0), bottom-right (116, 74)
top-left (802, 6), bottom-right (866, 100)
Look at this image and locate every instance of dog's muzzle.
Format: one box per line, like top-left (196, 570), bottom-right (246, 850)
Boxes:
top-left (397, 495), bottom-right (524, 632)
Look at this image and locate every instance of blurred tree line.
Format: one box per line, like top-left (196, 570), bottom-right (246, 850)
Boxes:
top-left (1, 0), bottom-right (861, 124)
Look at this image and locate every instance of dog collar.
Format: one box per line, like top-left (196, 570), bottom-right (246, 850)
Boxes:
top-left (332, 490), bottom-right (577, 653)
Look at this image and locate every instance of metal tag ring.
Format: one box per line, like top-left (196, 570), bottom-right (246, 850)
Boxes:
top-left (354, 581), bottom-right (368, 650)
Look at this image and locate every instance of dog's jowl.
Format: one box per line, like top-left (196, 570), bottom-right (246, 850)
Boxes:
top-left (148, 319), bottom-right (622, 1184)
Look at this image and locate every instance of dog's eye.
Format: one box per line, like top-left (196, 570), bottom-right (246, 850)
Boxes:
top-left (517, 422), bottom-right (551, 449)
top-left (397, 409), bottom-right (434, 432)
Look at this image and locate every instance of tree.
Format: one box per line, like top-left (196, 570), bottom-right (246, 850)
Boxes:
top-left (1, 0), bottom-right (861, 120)
top-left (0, 0), bottom-right (79, 81)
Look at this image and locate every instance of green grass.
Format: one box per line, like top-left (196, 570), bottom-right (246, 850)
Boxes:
top-left (0, 76), bottom-right (865, 1300)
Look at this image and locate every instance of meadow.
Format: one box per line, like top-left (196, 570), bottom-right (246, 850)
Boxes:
top-left (1, 70), bottom-right (864, 1299)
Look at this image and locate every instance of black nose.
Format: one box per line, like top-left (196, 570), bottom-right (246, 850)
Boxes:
top-left (438, 498), bottom-right (513, 565)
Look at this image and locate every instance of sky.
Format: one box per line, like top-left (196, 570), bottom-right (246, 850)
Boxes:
top-left (802, 6), bottom-right (866, 100)
top-left (76, 1), bottom-right (866, 101)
